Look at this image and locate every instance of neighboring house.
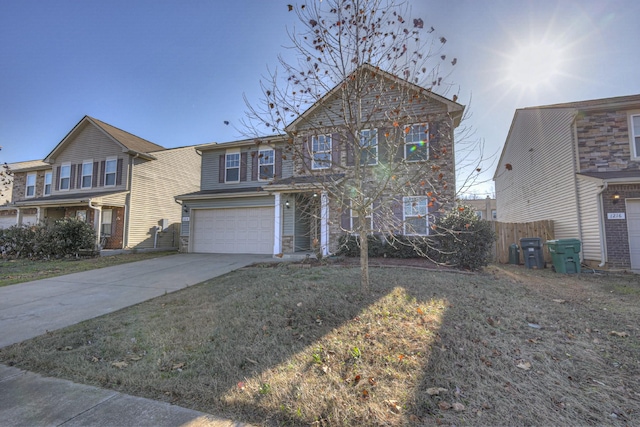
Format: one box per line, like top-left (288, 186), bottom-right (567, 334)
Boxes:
top-left (177, 65), bottom-right (464, 255)
top-left (494, 94), bottom-right (640, 269)
top-left (463, 197), bottom-right (497, 221)
top-left (3, 116), bottom-right (201, 249)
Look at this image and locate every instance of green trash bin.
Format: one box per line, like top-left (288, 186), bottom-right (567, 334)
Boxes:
top-left (509, 243), bottom-right (520, 265)
top-left (546, 239), bottom-right (581, 274)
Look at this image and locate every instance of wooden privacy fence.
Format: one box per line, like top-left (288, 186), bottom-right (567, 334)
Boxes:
top-left (491, 220), bottom-right (555, 264)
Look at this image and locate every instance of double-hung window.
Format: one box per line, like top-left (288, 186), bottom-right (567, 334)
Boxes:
top-left (631, 114), bottom-right (640, 157)
top-left (81, 161), bottom-right (93, 188)
top-left (258, 149), bottom-right (275, 180)
top-left (105, 157), bottom-right (117, 186)
top-left (25, 173), bottom-right (36, 198)
top-left (43, 171), bottom-right (52, 196)
top-left (225, 152), bottom-right (240, 183)
top-left (405, 124), bottom-right (429, 161)
top-left (312, 135), bottom-right (332, 169)
top-left (403, 196), bottom-right (428, 235)
top-left (59, 163), bottom-right (71, 190)
top-left (101, 209), bottom-right (113, 236)
top-left (360, 129), bottom-right (378, 165)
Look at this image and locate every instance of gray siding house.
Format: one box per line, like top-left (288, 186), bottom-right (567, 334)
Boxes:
top-left (4, 116), bottom-right (201, 249)
top-left (177, 64), bottom-right (464, 255)
top-left (494, 94), bottom-right (640, 269)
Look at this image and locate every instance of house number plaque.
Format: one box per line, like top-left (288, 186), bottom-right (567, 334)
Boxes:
top-left (607, 213), bottom-right (625, 220)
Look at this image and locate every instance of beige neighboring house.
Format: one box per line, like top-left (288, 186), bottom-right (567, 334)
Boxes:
top-left (176, 64), bottom-right (464, 255)
top-left (462, 197), bottom-right (497, 221)
top-left (494, 94), bottom-right (640, 270)
top-left (2, 116), bottom-right (201, 250)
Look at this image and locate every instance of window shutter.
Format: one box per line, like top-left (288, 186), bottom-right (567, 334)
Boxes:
top-left (70, 164), bottom-right (77, 189)
top-left (428, 122), bottom-right (439, 160)
top-left (392, 128), bottom-right (404, 162)
top-left (92, 161), bottom-right (98, 188)
top-left (77, 164), bottom-right (83, 188)
top-left (275, 148), bottom-right (283, 178)
top-left (55, 166), bottom-right (60, 191)
top-left (303, 137), bottom-right (311, 171)
top-left (251, 151), bottom-right (258, 181)
top-left (331, 133), bottom-right (340, 167)
top-left (240, 152), bottom-right (248, 182)
top-left (218, 154), bottom-right (225, 183)
top-left (378, 128), bottom-right (388, 164)
top-left (392, 197), bottom-right (404, 234)
top-left (340, 203), bottom-right (351, 231)
top-left (116, 159), bottom-right (123, 186)
top-left (99, 161), bottom-right (105, 186)
top-left (346, 133), bottom-right (355, 166)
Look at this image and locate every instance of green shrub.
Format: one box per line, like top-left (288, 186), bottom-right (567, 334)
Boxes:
top-left (432, 205), bottom-right (496, 270)
top-left (47, 218), bottom-right (96, 257)
top-left (337, 234), bottom-right (385, 257)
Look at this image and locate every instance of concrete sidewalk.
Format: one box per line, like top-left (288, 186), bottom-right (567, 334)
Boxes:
top-left (0, 253), bottom-right (269, 426)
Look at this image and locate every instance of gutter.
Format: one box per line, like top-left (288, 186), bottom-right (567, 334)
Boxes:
top-left (596, 182), bottom-right (608, 267)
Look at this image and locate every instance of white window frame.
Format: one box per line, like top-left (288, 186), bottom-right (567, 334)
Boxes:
top-left (43, 171), bottom-right (52, 196)
top-left (630, 113), bottom-right (640, 158)
top-left (404, 123), bottom-right (429, 162)
top-left (81, 160), bottom-right (93, 189)
top-left (403, 196), bottom-right (429, 235)
top-left (491, 209), bottom-right (497, 220)
top-left (312, 135), bottom-right (332, 170)
top-left (225, 151), bottom-right (240, 183)
top-left (25, 173), bottom-right (36, 198)
top-left (101, 209), bottom-right (113, 236)
top-left (258, 148), bottom-right (275, 181)
top-left (59, 163), bottom-right (71, 191)
top-left (350, 201), bottom-right (373, 234)
top-left (105, 157), bottom-right (117, 187)
top-left (359, 129), bottom-right (378, 166)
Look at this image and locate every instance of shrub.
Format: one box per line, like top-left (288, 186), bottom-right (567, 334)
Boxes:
top-left (432, 205), bottom-right (496, 270)
top-left (47, 218), bottom-right (96, 257)
top-left (337, 234), bottom-right (385, 257)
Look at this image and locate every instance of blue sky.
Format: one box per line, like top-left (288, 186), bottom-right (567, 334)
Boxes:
top-left (1, 0), bottom-right (638, 196)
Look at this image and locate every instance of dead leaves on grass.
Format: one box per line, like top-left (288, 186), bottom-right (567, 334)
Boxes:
top-left (609, 331), bottom-right (629, 338)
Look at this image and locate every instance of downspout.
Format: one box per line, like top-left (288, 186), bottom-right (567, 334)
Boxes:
top-left (88, 199), bottom-right (101, 249)
top-left (596, 182), bottom-right (608, 267)
top-left (123, 153), bottom-right (140, 248)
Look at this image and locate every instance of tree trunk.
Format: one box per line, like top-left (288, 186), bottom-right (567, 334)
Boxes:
top-left (359, 229), bottom-right (370, 293)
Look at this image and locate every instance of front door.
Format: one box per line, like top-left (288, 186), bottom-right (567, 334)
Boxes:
top-left (626, 199), bottom-right (640, 269)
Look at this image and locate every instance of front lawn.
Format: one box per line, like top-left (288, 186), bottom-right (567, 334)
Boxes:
top-left (0, 251), bottom-right (175, 287)
top-left (1, 263), bottom-right (639, 426)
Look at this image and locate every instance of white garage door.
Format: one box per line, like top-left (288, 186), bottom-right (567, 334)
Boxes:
top-left (191, 207), bottom-right (274, 254)
top-left (0, 214), bottom-right (36, 229)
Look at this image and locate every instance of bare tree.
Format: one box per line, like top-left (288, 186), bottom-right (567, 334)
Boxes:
top-left (0, 147), bottom-right (12, 205)
top-left (244, 0), bottom-right (467, 292)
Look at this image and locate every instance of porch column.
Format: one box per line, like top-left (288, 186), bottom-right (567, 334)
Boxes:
top-left (16, 208), bottom-right (23, 226)
top-left (320, 191), bottom-right (329, 256)
top-left (273, 193), bottom-right (282, 255)
top-left (36, 207), bottom-right (44, 224)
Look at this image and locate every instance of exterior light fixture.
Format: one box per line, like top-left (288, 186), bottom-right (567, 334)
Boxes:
top-left (285, 200), bottom-right (290, 209)
top-left (612, 192), bottom-right (620, 204)
top-left (312, 192), bottom-right (318, 198)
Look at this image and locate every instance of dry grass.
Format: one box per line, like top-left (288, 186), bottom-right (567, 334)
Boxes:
top-left (1, 263), bottom-right (639, 426)
top-left (0, 251), bottom-right (175, 287)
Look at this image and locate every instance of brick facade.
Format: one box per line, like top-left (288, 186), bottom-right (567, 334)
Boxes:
top-left (601, 184), bottom-right (640, 268)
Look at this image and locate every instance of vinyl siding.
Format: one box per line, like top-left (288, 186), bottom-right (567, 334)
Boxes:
top-left (49, 123), bottom-right (129, 195)
top-left (576, 177), bottom-right (602, 262)
top-left (127, 147), bottom-right (201, 248)
top-left (495, 109), bottom-right (581, 239)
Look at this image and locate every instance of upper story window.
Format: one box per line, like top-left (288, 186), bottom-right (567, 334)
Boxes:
top-left (360, 129), bottom-right (378, 166)
top-left (631, 114), bottom-right (640, 157)
top-left (258, 149), bottom-right (275, 181)
top-left (59, 163), bottom-right (71, 191)
top-left (226, 151), bottom-right (240, 183)
top-left (404, 196), bottom-right (428, 235)
top-left (491, 209), bottom-right (497, 220)
top-left (25, 173), bottom-right (36, 198)
top-left (43, 171), bottom-right (52, 196)
top-left (405, 124), bottom-right (429, 162)
top-left (105, 157), bottom-right (117, 186)
top-left (312, 135), bottom-right (332, 169)
top-left (81, 161), bottom-right (93, 189)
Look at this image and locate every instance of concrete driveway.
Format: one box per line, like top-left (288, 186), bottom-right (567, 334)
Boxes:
top-left (0, 253), bottom-right (272, 348)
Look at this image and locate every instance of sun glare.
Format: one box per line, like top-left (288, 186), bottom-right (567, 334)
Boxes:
top-left (505, 42), bottom-right (563, 90)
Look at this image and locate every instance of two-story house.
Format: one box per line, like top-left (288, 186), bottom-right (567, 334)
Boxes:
top-left (4, 116), bottom-right (201, 250)
top-left (494, 94), bottom-right (640, 270)
top-left (177, 64), bottom-right (464, 256)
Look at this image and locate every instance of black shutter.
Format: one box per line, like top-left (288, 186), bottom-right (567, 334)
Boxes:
top-left (251, 151), bottom-right (258, 181)
top-left (275, 148), bottom-right (282, 178)
top-left (99, 161), bottom-right (105, 186)
top-left (346, 133), bottom-right (355, 166)
top-left (92, 161), bottom-right (98, 188)
top-left (116, 159), bottom-right (123, 186)
top-left (240, 152), bottom-right (248, 182)
top-left (55, 166), bottom-right (60, 191)
top-left (218, 154), bottom-right (225, 183)
top-left (331, 133), bottom-right (340, 167)
top-left (429, 122), bottom-right (439, 160)
top-left (70, 164), bottom-right (77, 189)
top-left (378, 128), bottom-right (388, 164)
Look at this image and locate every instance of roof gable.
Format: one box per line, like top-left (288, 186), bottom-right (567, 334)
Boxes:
top-left (45, 116), bottom-right (165, 163)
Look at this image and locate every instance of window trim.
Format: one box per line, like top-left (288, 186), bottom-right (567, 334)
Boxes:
top-left (43, 171), bottom-right (52, 196)
top-left (225, 150), bottom-right (241, 183)
top-left (350, 201), bottom-right (373, 234)
top-left (404, 123), bottom-right (429, 162)
top-left (491, 209), bottom-right (497, 220)
top-left (312, 134), bottom-right (332, 170)
top-left (359, 129), bottom-right (378, 166)
top-left (403, 196), bottom-right (429, 236)
top-left (81, 160), bottom-right (93, 189)
top-left (629, 112), bottom-right (640, 158)
top-left (59, 163), bottom-right (71, 191)
top-left (104, 157), bottom-right (117, 187)
top-left (101, 208), bottom-right (113, 236)
top-left (25, 173), bottom-right (36, 198)
top-left (258, 148), bottom-right (275, 181)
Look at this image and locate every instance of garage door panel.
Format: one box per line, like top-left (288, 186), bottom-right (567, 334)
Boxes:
top-left (192, 207), bottom-right (274, 254)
